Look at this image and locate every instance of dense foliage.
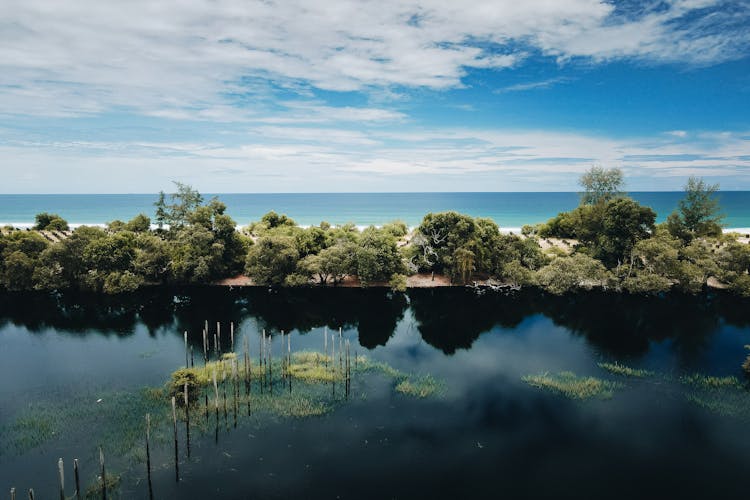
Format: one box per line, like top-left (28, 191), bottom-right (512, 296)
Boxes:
top-left (2, 172), bottom-right (749, 296)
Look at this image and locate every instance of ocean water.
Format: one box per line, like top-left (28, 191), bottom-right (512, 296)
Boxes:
top-left (1, 192), bottom-right (749, 231)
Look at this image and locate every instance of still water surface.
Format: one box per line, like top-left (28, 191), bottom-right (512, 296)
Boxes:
top-left (1, 288), bottom-right (749, 499)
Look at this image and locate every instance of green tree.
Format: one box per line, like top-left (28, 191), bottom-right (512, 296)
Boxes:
top-left (34, 212), bottom-right (69, 231)
top-left (154, 182), bottom-right (204, 229)
top-left (666, 177), bottom-right (724, 241)
top-left (355, 226), bottom-right (404, 286)
top-left (579, 166), bottom-right (624, 205)
top-left (536, 253), bottom-right (610, 295)
top-left (453, 247), bottom-right (475, 284)
top-left (125, 214), bottom-right (151, 232)
top-left (245, 236), bottom-right (299, 286)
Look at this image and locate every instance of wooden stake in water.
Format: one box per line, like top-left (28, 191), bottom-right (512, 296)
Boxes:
top-left (171, 397), bottom-right (179, 482)
top-left (213, 369), bottom-right (219, 444)
top-left (10, 488), bottom-right (15, 500)
top-left (259, 330), bottom-right (264, 394)
top-left (99, 447), bottom-right (106, 500)
top-left (339, 327), bottom-right (343, 373)
top-left (184, 331), bottom-right (189, 369)
top-left (217, 322), bottom-right (221, 354)
top-left (73, 458), bottom-right (81, 500)
top-left (58, 457), bottom-right (65, 500)
top-left (324, 326), bottom-right (328, 368)
top-left (145, 414), bottom-right (153, 500)
top-left (288, 332), bottom-right (292, 394)
top-left (230, 322), bottom-right (235, 352)
top-left (269, 333), bottom-right (273, 395)
top-left (232, 359), bottom-right (238, 428)
top-left (184, 382), bottom-right (191, 458)
top-left (202, 329), bottom-right (208, 363)
top-left (190, 345), bottom-right (194, 368)
top-left (27, 490), bottom-right (33, 500)
top-left (222, 366), bottom-right (228, 424)
top-left (331, 332), bottom-right (336, 398)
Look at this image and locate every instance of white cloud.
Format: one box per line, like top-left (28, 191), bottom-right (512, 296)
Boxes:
top-left (2, 127), bottom-right (748, 192)
top-left (0, 0), bottom-right (746, 117)
top-left (495, 77), bottom-right (574, 93)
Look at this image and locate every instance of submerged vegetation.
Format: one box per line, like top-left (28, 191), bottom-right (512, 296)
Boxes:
top-left (597, 362), bottom-right (653, 378)
top-left (523, 362), bottom-right (750, 419)
top-left (522, 371), bottom-right (621, 400)
top-left (1, 171), bottom-right (749, 296)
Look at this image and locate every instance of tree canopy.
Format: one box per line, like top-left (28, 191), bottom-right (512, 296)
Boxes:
top-left (579, 166), bottom-right (624, 205)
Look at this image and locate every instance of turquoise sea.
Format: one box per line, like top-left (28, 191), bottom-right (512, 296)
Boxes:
top-left (1, 192), bottom-right (749, 231)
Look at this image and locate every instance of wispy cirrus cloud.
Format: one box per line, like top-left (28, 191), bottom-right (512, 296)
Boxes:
top-left (495, 77), bottom-right (574, 93)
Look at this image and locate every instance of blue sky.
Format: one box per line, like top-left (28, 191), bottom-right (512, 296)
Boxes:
top-left (1, 0), bottom-right (749, 193)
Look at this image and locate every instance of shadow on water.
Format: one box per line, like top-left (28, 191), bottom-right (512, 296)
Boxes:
top-left (1, 288), bottom-right (749, 360)
top-left (2, 287), bottom-right (750, 499)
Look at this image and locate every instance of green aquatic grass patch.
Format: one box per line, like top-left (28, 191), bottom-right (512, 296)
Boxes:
top-left (0, 349), bottom-right (443, 464)
top-left (522, 371), bottom-right (622, 400)
top-left (598, 362), bottom-right (654, 378)
top-left (0, 388), bottom-right (170, 459)
top-left (680, 374), bottom-right (744, 390)
top-left (395, 375), bottom-right (443, 398)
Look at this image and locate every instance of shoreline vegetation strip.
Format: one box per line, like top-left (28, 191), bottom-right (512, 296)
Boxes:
top-left (1, 170), bottom-right (750, 297)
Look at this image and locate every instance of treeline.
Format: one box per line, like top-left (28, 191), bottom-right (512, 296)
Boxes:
top-left (1, 172), bottom-right (749, 296)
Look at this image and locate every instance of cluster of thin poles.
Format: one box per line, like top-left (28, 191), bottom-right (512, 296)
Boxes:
top-left (323, 327), bottom-right (354, 399)
top-left (11, 452), bottom-right (103, 500)
top-left (11, 321), bottom-right (359, 499)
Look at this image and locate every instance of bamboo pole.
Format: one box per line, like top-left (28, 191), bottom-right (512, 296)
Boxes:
top-left (10, 488), bottom-right (15, 500)
top-left (214, 333), bottom-right (218, 359)
top-left (58, 458), bottom-right (65, 500)
top-left (184, 382), bottom-right (191, 458)
top-left (172, 397), bottom-right (179, 482)
top-left (288, 331), bottom-right (292, 394)
top-left (324, 326), bottom-right (328, 368)
top-left (73, 458), bottom-right (81, 500)
top-left (146, 414), bottom-right (153, 500)
top-left (99, 447), bottom-right (106, 500)
top-left (230, 322), bottom-right (235, 352)
top-left (27, 490), bottom-right (33, 500)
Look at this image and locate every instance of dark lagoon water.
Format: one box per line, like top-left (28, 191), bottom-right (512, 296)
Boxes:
top-left (1, 288), bottom-right (750, 499)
